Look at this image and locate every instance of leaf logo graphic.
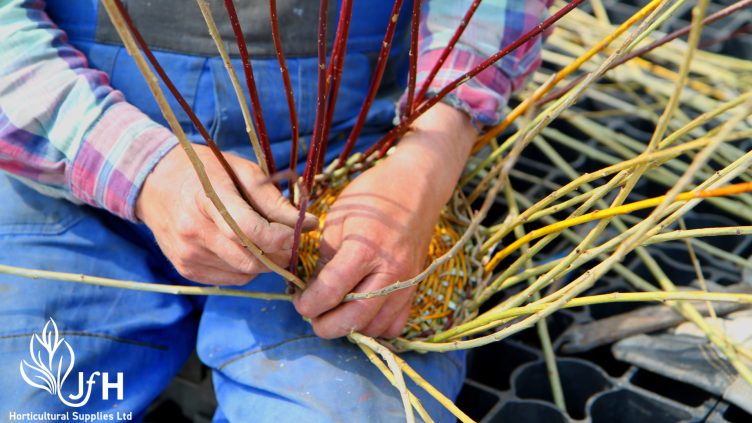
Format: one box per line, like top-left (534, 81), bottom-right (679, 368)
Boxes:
top-left (19, 318), bottom-right (99, 407)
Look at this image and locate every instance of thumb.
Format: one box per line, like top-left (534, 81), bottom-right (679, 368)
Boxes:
top-left (239, 170), bottom-right (318, 232)
top-left (200, 188), bottom-right (295, 252)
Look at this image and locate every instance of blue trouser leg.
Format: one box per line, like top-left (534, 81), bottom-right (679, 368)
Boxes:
top-left (198, 276), bottom-right (466, 423)
top-left (0, 173), bottom-right (198, 420)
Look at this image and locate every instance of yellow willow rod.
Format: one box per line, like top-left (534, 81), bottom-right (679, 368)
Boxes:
top-left (426, 290), bottom-right (752, 344)
top-left (473, 0), bottom-right (664, 153)
top-left (484, 181), bottom-right (752, 273)
top-left (478, 133), bottom-right (719, 254)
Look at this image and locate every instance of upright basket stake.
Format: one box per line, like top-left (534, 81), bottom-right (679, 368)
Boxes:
top-left (290, 0), bottom-right (330, 277)
top-left (317, 0), bottom-right (355, 175)
top-left (269, 0), bottom-right (300, 191)
top-left (223, 0), bottom-right (278, 179)
top-left (336, 0), bottom-right (406, 167)
top-left (405, 0), bottom-right (422, 115)
top-left (116, 0), bottom-right (253, 207)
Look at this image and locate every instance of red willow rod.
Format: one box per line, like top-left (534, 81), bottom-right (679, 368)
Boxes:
top-left (324, 5), bottom-right (347, 95)
top-left (336, 0), bottom-right (406, 168)
top-left (384, 0), bottom-right (422, 158)
top-left (536, 0), bottom-right (752, 107)
top-left (269, 0), bottom-right (300, 190)
top-left (316, 0), bottom-right (356, 175)
top-left (291, 0), bottom-right (330, 278)
top-left (359, 0), bottom-right (586, 160)
top-left (698, 23), bottom-right (752, 48)
top-left (377, 138), bottom-right (396, 159)
top-left (414, 0), bottom-right (482, 106)
top-left (224, 0), bottom-right (277, 179)
top-left (405, 0), bottom-right (422, 115)
top-left (112, 0), bottom-right (253, 206)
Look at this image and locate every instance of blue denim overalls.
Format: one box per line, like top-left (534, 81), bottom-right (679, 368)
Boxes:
top-left (0, 1), bottom-right (466, 421)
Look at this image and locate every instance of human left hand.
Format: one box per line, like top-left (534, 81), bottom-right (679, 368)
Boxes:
top-left (293, 103), bottom-right (479, 339)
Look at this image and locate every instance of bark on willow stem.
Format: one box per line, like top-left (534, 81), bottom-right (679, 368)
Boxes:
top-left (290, 0), bottom-right (329, 277)
top-left (269, 0), bottom-right (300, 191)
top-left (115, 0), bottom-right (253, 207)
top-left (536, 0), bottom-right (752, 107)
top-left (337, 0), bottom-right (406, 167)
top-left (223, 0), bottom-right (277, 179)
top-left (317, 0), bottom-right (355, 175)
top-left (485, 181), bottom-right (752, 274)
top-left (0, 264), bottom-right (292, 301)
top-left (414, 1), bottom-right (482, 105)
top-left (359, 0), bottom-right (586, 161)
top-left (405, 0), bottom-right (422, 115)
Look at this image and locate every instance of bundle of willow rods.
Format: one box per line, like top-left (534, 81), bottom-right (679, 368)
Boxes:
top-left (4, 0), bottom-right (752, 421)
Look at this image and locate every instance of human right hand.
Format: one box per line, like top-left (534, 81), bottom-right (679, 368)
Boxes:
top-left (293, 103), bottom-right (478, 339)
top-left (135, 144), bottom-right (318, 286)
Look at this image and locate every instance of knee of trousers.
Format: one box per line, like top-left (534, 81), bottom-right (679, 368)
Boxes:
top-left (0, 174), bottom-right (198, 417)
top-left (198, 273), bottom-right (467, 423)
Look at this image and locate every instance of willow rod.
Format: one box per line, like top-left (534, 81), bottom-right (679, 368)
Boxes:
top-left (337, 0), bottom-right (405, 166)
top-left (405, 0), bottom-right (422, 115)
top-left (537, 0), bottom-right (752, 106)
top-left (475, 0), bottom-right (665, 151)
top-left (428, 291), bottom-right (752, 345)
top-left (349, 333), bottom-right (415, 423)
top-left (478, 120), bottom-right (743, 255)
top-left (356, 344), bottom-right (435, 423)
top-left (485, 182), bottom-right (752, 273)
top-left (318, 0), bottom-right (355, 175)
top-left (269, 0), bottom-right (300, 189)
top-left (0, 264), bottom-right (292, 301)
top-left (393, 354), bottom-right (475, 423)
top-left (222, 0), bottom-right (277, 177)
top-left (290, 0), bottom-right (330, 279)
top-left (113, 0), bottom-right (253, 207)
top-left (102, 0), bottom-right (305, 289)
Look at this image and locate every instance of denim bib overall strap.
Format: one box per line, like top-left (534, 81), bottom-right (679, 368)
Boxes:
top-left (0, 1), bottom-right (466, 421)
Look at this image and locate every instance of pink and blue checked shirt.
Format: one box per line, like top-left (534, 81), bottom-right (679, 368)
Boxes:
top-left (0, 0), bottom-right (553, 222)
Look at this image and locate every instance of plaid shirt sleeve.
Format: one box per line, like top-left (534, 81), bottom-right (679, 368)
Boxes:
top-left (0, 0), bottom-right (178, 222)
top-left (400, 0), bottom-right (555, 127)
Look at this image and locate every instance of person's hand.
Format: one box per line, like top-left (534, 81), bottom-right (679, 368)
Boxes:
top-left (135, 144), bottom-right (318, 286)
top-left (293, 103), bottom-right (479, 339)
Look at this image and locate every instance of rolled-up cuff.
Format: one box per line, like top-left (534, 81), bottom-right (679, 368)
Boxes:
top-left (69, 102), bottom-right (179, 222)
top-left (398, 48), bottom-right (513, 128)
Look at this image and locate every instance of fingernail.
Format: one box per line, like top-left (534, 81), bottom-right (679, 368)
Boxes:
top-left (283, 235), bottom-right (294, 251)
top-left (305, 212), bottom-right (318, 221)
